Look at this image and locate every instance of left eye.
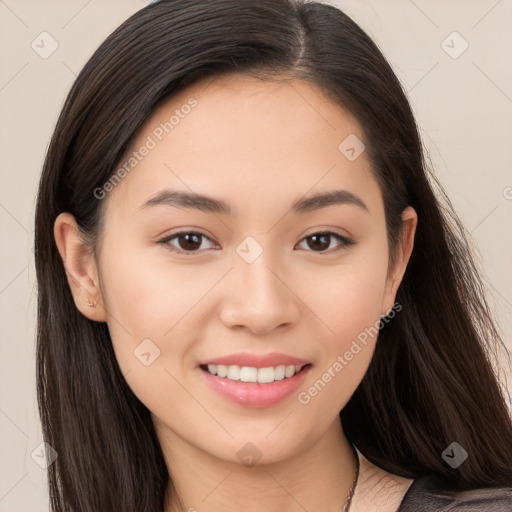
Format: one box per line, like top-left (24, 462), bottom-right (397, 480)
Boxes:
top-left (296, 232), bottom-right (352, 253)
top-left (159, 230), bottom-right (353, 255)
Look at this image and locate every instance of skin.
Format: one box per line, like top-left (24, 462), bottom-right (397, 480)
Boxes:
top-left (54, 74), bottom-right (417, 511)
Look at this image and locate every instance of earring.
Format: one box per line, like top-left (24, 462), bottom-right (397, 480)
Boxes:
top-left (86, 297), bottom-right (96, 308)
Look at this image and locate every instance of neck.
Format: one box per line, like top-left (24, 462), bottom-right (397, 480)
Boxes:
top-left (157, 418), bottom-right (358, 512)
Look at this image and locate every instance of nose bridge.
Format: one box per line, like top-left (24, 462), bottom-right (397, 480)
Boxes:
top-left (220, 237), bottom-right (299, 333)
top-left (235, 242), bottom-right (287, 306)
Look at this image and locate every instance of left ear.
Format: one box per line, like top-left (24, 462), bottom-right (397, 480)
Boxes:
top-left (381, 206), bottom-right (417, 316)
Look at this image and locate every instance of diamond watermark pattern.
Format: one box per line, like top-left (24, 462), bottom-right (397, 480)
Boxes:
top-left (31, 31), bottom-right (59, 59)
top-left (441, 442), bottom-right (468, 468)
top-left (441, 31), bottom-right (469, 59)
top-left (134, 338), bottom-right (161, 366)
top-left (338, 134), bottom-right (366, 161)
top-left (31, 441), bottom-right (58, 469)
top-left (236, 236), bottom-right (263, 264)
top-left (237, 442), bottom-right (262, 467)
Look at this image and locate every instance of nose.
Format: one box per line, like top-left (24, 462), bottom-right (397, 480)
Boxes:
top-left (219, 253), bottom-right (300, 335)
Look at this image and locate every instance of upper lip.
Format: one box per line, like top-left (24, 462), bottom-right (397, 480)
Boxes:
top-left (200, 352), bottom-right (311, 369)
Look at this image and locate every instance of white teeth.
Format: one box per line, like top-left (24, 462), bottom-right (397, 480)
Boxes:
top-left (216, 364), bottom-right (228, 378)
top-left (227, 365), bottom-right (240, 380)
top-left (239, 366), bottom-right (258, 382)
top-left (205, 363), bottom-right (305, 383)
top-left (274, 365), bottom-right (285, 381)
top-left (284, 365), bottom-right (295, 378)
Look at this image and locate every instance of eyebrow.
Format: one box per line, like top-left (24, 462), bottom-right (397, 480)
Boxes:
top-left (138, 188), bottom-right (369, 215)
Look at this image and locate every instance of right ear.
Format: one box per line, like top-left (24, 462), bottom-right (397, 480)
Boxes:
top-left (53, 212), bottom-right (107, 322)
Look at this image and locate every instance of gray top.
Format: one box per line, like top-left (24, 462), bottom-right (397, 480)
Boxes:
top-left (397, 475), bottom-right (512, 511)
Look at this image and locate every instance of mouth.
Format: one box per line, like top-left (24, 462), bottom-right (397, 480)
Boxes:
top-left (197, 363), bottom-right (313, 408)
top-left (199, 363), bottom-right (312, 384)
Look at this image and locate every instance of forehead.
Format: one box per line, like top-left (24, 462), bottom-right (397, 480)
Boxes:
top-left (103, 73), bottom-right (381, 220)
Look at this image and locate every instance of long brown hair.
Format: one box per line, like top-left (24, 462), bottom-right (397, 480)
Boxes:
top-left (34, 0), bottom-right (512, 510)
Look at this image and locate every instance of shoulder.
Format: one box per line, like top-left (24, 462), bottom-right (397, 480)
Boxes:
top-left (351, 453), bottom-right (415, 512)
top-left (398, 474), bottom-right (512, 512)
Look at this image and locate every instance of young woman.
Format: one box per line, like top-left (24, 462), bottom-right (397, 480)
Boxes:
top-left (34, 1), bottom-right (512, 510)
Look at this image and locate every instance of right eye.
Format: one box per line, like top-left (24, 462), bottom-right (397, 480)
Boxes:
top-left (158, 231), bottom-right (219, 255)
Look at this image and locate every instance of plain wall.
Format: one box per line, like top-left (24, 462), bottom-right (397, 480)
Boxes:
top-left (1, 1), bottom-right (511, 510)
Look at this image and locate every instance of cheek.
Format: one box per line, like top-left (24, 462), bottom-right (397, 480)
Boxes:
top-left (98, 243), bottom-right (188, 362)
top-left (98, 245), bottom-right (216, 416)
top-left (293, 242), bottom-right (389, 404)
top-left (297, 243), bottom-right (389, 343)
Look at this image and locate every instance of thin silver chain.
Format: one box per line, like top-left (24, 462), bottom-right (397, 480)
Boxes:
top-left (342, 444), bottom-right (360, 512)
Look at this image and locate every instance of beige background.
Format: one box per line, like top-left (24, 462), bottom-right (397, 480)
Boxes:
top-left (1, 0), bottom-right (511, 510)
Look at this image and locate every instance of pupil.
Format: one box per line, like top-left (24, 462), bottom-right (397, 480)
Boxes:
top-left (309, 234), bottom-right (329, 251)
top-left (180, 234), bottom-right (201, 250)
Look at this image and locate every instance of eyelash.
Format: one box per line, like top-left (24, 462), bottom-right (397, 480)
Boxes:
top-left (157, 229), bottom-right (355, 256)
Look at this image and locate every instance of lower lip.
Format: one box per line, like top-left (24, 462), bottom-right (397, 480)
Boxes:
top-left (198, 365), bottom-right (312, 408)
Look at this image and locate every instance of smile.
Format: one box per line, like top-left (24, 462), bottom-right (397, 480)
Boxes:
top-left (201, 363), bottom-right (309, 383)
top-left (198, 363), bottom-right (312, 408)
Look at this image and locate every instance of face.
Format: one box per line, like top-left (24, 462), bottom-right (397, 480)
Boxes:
top-left (56, 73), bottom-right (416, 466)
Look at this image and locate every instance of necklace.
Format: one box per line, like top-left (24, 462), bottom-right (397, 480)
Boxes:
top-left (342, 443), bottom-right (360, 512)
